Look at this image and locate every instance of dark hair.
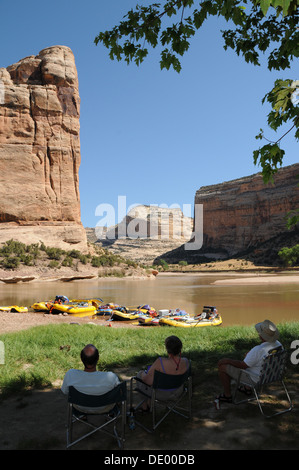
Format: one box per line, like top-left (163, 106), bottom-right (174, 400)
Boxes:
top-left (80, 344), bottom-right (99, 367)
top-left (165, 336), bottom-right (182, 356)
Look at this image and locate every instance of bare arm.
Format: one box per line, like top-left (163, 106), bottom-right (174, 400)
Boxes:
top-left (139, 358), bottom-right (161, 386)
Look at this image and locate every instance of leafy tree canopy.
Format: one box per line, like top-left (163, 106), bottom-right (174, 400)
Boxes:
top-left (95, 0), bottom-right (299, 220)
top-left (95, 1), bottom-right (298, 73)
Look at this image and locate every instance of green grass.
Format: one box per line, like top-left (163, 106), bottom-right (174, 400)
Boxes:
top-left (1, 321), bottom-right (299, 399)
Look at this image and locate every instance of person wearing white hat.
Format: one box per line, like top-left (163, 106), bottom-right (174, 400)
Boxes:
top-left (216, 320), bottom-right (282, 403)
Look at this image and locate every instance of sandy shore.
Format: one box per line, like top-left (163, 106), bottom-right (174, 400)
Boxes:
top-left (0, 309), bottom-right (135, 334)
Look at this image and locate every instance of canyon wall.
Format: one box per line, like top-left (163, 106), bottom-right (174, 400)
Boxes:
top-left (0, 46), bottom-right (87, 251)
top-left (194, 163), bottom-right (299, 257)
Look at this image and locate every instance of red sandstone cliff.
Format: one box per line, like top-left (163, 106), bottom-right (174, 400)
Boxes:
top-left (194, 163), bottom-right (299, 257)
top-left (0, 46), bottom-right (87, 251)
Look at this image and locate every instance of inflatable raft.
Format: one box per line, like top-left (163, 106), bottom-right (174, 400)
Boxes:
top-left (0, 305), bottom-right (28, 313)
top-left (96, 307), bottom-right (115, 316)
top-left (31, 301), bottom-right (50, 312)
top-left (111, 305), bottom-right (157, 321)
top-left (138, 315), bottom-right (160, 326)
top-left (46, 302), bottom-right (97, 316)
top-left (138, 308), bottom-right (189, 326)
top-left (159, 315), bottom-right (222, 328)
top-left (72, 298), bottom-right (103, 308)
top-left (96, 302), bottom-right (141, 316)
top-left (31, 296), bottom-right (101, 316)
top-left (159, 306), bottom-right (222, 328)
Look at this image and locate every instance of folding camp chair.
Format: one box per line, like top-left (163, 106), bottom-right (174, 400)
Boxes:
top-left (233, 347), bottom-right (293, 418)
top-left (129, 363), bottom-right (192, 433)
top-left (66, 381), bottom-right (127, 449)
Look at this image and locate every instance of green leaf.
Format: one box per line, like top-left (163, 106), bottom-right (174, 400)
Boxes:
top-left (259, 0), bottom-right (272, 14)
top-left (281, 0), bottom-right (293, 15)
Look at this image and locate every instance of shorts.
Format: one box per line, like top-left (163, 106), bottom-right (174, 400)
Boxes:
top-left (73, 403), bottom-right (116, 414)
top-left (136, 370), bottom-right (184, 401)
top-left (225, 365), bottom-right (259, 385)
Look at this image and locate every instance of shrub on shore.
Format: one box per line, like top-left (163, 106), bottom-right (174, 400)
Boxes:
top-left (0, 239), bottom-right (140, 273)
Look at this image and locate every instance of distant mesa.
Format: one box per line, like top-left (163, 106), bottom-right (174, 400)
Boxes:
top-left (95, 205), bottom-right (193, 242)
top-left (89, 205), bottom-right (193, 265)
top-left (0, 46), bottom-right (87, 252)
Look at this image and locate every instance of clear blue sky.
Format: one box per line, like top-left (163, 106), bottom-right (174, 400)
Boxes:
top-left (1, 0), bottom-right (298, 229)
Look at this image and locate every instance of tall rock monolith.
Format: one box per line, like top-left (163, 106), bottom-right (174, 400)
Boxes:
top-left (0, 46), bottom-right (87, 251)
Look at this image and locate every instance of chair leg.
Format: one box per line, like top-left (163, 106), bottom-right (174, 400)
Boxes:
top-left (129, 377), bottom-right (192, 433)
top-left (129, 377), bottom-right (153, 433)
top-left (255, 380), bottom-right (293, 418)
top-left (113, 422), bottom-right (124, 449)
top-left (234, 379), bottom-right (293, 418)
top-left (118, 401), bottom-right (126, 448)
top-left (150, 389), bottom-right (191, 432)
top-left (66, 404), bottom-right (127, 449)
top-left (233, 386), bottom-right (256, 405)
top-left (66, 404), bottom-right (73, 448)
top-left (152, 389), bottom-right (156, 431)
top-left (188, 378), bottom-right (192, 417)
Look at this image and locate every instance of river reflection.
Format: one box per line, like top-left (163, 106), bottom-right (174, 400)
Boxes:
top-left (0, 273), bottom-right (298, 326)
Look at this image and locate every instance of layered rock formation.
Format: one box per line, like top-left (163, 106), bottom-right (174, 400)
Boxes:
top-left (96, 205), bottom-right (193, 241)
top-left (194, 163), bottom-right (299, 258)
top-left (0, 46), bottom-right (87, 251)
top-left (93, 205), bottom-right (193, 265)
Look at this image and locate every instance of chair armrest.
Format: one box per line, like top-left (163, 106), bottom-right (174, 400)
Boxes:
top-left (130, 374), bottom-right (149, 386)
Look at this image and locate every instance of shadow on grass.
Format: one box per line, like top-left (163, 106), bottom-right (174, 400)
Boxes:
top-left (1, 327), bottom-right (297, 400)
top-left (0, 325), bottom-right (298, 450)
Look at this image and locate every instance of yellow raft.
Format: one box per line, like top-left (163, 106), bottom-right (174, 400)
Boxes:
top-left (71, 298), bottom-right (103, 308)
top-left (0, 306), bottom-right (28, 313)
top-left (31, 298), bottom-right (101, 316)
top-left (111, 306), bottom-right (157, 321)
top-left (66, 307), bottom-right (98, 318)
top-left (45, 302), bottom-right (97, 316)
top-left (31, 302), bottom-right (49, 312)
top-left (159, 315), bottom-right (222, 328)
top-left (138, 315), bottom-right (160, 326)
top-left (139, 308), bottom-right (190, 326)
top-left (110, 309), bottom-right (142, 321)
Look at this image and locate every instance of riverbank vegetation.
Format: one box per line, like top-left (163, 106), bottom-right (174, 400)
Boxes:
top-left (1, 321), bottom-right (298, 399)
top-left (0, 239), bottom-right (140, 276)
top-left (1, 238), bottom-right (299, 278)
top-left (278, 244), bottom-right (299, 267)
top-left (153, 257), bottom-right (299, 273)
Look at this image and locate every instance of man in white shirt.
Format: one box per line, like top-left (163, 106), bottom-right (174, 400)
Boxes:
top-left (216, 319), bottom-right (282, 403)
top-left (61, 344), bottom-right (120, 413)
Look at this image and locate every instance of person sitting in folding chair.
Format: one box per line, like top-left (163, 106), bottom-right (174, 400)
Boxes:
top-left (61, 344), bottom-right (120, 414)
top-left (136, 335), bottom-right (189, 411)
top-left (216, 319), bottom-right (282, 404)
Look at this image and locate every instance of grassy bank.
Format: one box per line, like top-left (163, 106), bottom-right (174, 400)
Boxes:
top-left (1, 321), bottom-right (299, 399)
